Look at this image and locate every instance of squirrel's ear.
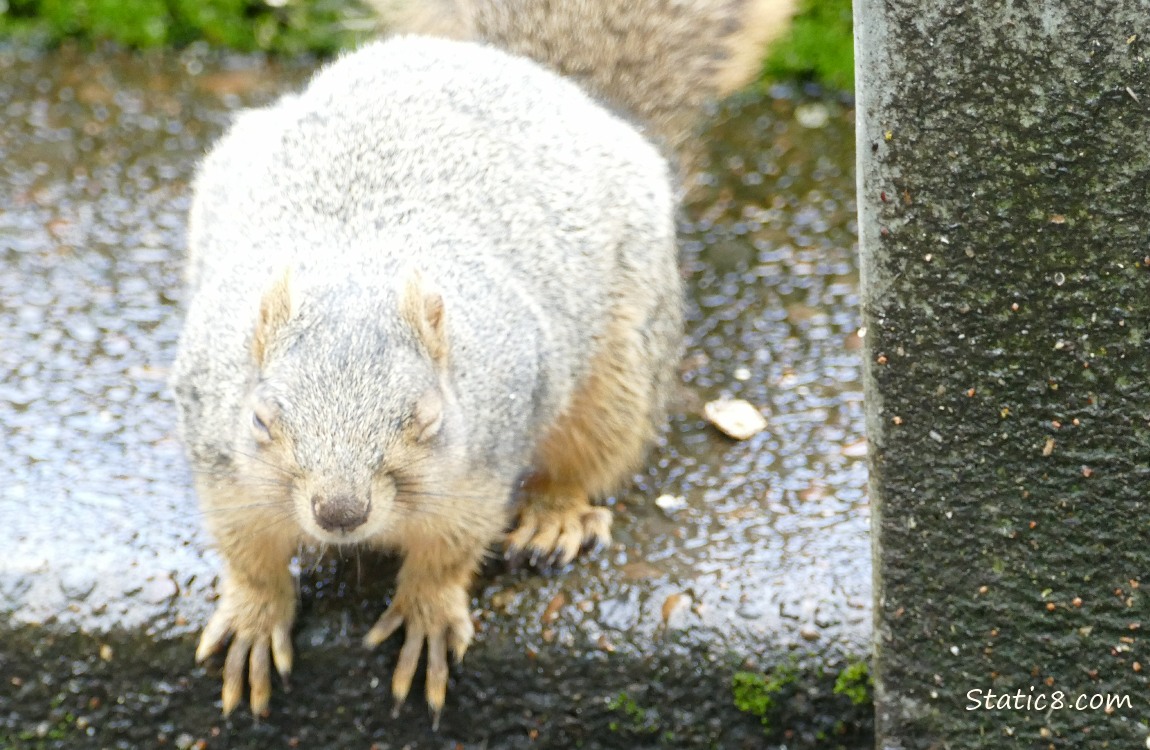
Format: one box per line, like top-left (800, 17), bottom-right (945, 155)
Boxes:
top-left (400, 269), bottom-right (448, 366)
top-left (252, 268), bottom-right (295, 368)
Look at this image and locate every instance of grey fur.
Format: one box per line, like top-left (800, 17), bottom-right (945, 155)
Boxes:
top-left (171, 36), bottom-right (682, 540)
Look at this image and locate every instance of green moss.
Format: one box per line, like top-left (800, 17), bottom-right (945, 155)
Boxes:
top-left (732, 664), bottom-right (799, 732)
top-left (13, 711), bottom-right (78, 745)
top-left (606, 691), bottom-right (660, 735)
top-left (0, 0), bottom-right (373, 53)
top-left (762, 0), bottom-right (855, 90)
top-left (169, 0), bottom-right (250, 48)
top-left (833, 659), bottom-right (872, 706)
top-left (732, 658), bottom-right (874, 745)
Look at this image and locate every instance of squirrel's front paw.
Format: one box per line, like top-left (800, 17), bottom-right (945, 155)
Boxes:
top-left (195, 576), bottom-right (295, 717)
top-left (363, 581), bottom-right (473, 728)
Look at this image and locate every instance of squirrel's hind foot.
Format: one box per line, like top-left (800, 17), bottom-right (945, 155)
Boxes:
top-left (505, 491), bottom-right (612, 569)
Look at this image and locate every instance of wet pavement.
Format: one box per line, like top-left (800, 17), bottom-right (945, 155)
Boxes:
top-left (0, 44), bottom-right (868, 748)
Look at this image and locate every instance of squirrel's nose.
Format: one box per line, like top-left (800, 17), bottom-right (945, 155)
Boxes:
top-left (311, 493), bottom-right (369, 533)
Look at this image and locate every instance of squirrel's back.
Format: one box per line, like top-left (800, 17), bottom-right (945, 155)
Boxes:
top-left (367, 0), bottom-right (796, 150)
top-left (187, 36), bottom-right (671, 335)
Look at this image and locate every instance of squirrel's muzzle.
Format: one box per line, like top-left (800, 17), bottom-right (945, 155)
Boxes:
top-left (311, 493), bottom-right (370, 534)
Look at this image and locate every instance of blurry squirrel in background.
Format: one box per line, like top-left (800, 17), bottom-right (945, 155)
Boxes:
top-left (173, 0), bottom-right (793, 725)
top-left (369, 0), bottom-right (797, 154)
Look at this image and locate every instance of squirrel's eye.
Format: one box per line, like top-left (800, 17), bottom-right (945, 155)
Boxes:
top-left (413, 390), bottom-right (443, 443)
top-left (251, 411), bottom-right (272, 442)
top-left (416, 411), bottom-right (443, 443)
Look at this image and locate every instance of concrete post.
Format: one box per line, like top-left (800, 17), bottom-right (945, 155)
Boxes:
top-left (855, 2), bottom-right (1150, 746)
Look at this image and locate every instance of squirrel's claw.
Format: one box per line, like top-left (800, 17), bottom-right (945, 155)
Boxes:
top-left (195, 607), bottom-right (231, 664)
top-left (425, 631), bottom-right (449, 727)
top-left (272, 623), bottom-right (293, 690)
top-left (363, 607), bottom-right (404, 648)
top-left (582, 507), bottom-right (612, 550)
top-left (390, 621), bottom-right (424, 707)
top-left (506, 503), bottom-right (613, 570)
top-left (247, 636), bottom-right (274, 716)
top-left (220, 632), bottom-right (249, 715)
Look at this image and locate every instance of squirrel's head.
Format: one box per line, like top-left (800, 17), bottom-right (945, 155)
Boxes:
top-left (238, 264), bottom-right (458, 545)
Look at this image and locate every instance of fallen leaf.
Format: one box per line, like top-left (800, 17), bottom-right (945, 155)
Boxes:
top-left (704, 399), bottom-right (767, 440)
top-left (661, 592), bottom-right (693, 626)
top-left (541, 592), bottom-right (566, 624)
top-left (620, 561), bottom-right (663, 581)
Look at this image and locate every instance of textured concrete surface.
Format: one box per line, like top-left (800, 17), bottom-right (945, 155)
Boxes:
top-left (856, 2), bottom-right (1150, 747)
top-left (1, 44), bottom-right (869, 748)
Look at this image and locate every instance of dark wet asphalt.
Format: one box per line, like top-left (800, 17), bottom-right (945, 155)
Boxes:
top-left (0, 44), bottom-right (868, 748)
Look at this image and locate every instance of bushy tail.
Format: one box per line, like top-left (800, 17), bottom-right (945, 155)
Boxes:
top-left (366, 0), bottom-right (795, 152)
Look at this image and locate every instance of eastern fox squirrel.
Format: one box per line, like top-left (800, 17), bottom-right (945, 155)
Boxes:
top-left (173, 36), bottom-right (680, 722)
top-left (368, 0), bottom-right (796, 152)
top-left (173, 0), bottom-right (792, 724)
